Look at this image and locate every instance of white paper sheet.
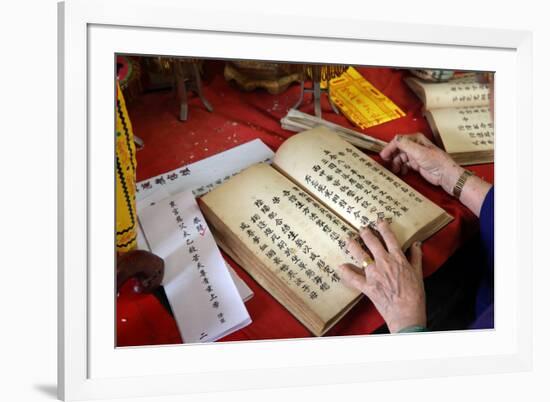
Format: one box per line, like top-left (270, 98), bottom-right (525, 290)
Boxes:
top-left (137, 187), bottom-right (254, 302)
top-left (136, 187), bottom-right (170, 250)
top-left (139, 190), bottom-right (251, 343)
top-left (136, 186), bottom-right (170, 213)
top-left (135, 138), bottom-right (274, 201)
top-left (227, 264), bottom-right (253, 302)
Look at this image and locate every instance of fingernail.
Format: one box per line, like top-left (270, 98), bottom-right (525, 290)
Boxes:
top-left (415, 241), bottom-right (422, 247)
top-left (377, 217), bottom-right (384, 224)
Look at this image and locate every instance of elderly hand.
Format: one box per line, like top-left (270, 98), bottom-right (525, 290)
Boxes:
top-left (338, 219), bottom-right (426, 333)
top-left (380, 133), bottom-right (464, 196)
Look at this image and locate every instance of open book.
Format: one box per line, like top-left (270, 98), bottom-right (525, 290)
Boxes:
top-left (201, 127), bottom-right (453, 336)
top-left (405, 75), bottom-right (494, 165)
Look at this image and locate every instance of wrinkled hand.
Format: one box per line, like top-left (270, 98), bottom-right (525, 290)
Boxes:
top-left (380, 133), bottom-right (464, 196)
top-left (117, 249), bottom-right (164, 293)
top-left (338, 220), bottom-right (426, 333)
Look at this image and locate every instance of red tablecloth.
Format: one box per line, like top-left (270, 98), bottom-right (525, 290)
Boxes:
top-left (117, 64), bottom-right (494, 346)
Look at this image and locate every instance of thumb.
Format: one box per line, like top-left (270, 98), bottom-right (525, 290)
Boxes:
top-left (409, 241), bottom-right (423, 275)
top-left (338, 263), bottom-right (367, 293)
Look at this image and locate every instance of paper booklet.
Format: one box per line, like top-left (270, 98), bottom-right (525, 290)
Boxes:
top-left (201, 127), bottom-right (453, 336)
top-left (138, 190), bottom-right (251, 343)
top-left (328, 66), bottom-right (406, 130)
top-left (137, 180), bottom-right (253, 303)
top-left (134, 139), bottom-right (273, 302)
top-left (136, 138), bottom-right (275, 201)
top-left (404, 75), bottom-right (494, 165)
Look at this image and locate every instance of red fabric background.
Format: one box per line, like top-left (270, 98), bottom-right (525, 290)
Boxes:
top-left (117, 63), bottom-right (494, 346)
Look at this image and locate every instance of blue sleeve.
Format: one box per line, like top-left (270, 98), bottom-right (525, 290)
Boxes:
top-left (479, 186), bottom-right (494, 272)
top-left (472, 186), bottom-right (494, 328)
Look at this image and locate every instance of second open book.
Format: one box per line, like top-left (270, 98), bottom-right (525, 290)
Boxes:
top-left (201, 127), bottom-right (453, 336)
top-left (404, 75), bottom-right (494, 165)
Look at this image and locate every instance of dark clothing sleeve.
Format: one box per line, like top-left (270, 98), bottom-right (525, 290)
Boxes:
top-left (479, 186), bottom-right (494, 272)
top-left (471, 186), bottom-right (494, 329)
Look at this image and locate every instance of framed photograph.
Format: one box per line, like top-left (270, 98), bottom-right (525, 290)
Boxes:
top-left (58, 0), bottom-right (532, 400)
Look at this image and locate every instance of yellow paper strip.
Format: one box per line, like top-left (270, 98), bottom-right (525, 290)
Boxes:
top-left (330, 67), bottom-right (406, 129)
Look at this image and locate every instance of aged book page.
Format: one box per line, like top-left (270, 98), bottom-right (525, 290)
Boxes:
top-left (201, 163), bottom-right (362, 335)
top-left (404, 76), bottom-right (490, 110)
top-left (426, 106), bottom-right (494, 152)
top-left (273, 127), bottom-right (453, 250)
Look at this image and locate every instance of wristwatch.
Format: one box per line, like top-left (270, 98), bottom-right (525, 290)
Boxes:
top-left (452, 169), bottom-right (474, 198)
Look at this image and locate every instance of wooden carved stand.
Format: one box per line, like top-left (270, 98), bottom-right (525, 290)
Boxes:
top-left (223, 61), bottom-right (303, 95)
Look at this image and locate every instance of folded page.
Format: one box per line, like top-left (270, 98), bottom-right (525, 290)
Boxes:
top-left (139, 190), bottom-right (251, 343)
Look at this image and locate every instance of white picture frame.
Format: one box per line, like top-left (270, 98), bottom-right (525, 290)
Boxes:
top-left (58, 0), bottom-right (533, 400)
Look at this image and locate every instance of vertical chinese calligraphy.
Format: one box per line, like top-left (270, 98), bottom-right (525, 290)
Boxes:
top-left (239, 188), bottom-right (352, 302)
top-left (139, 190), bottom-right (251, 343)
top-left (272, 127), bottom-right (451, 249)
top-left (305, 147), bottom-right (424, 230)
top-left (454, 107), bottom-right (494, 148)
top-left (169, 200), bottom-right (225, 324)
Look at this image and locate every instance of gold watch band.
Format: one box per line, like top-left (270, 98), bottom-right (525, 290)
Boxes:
top-left (452, 169), bottom-right (474, 198)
